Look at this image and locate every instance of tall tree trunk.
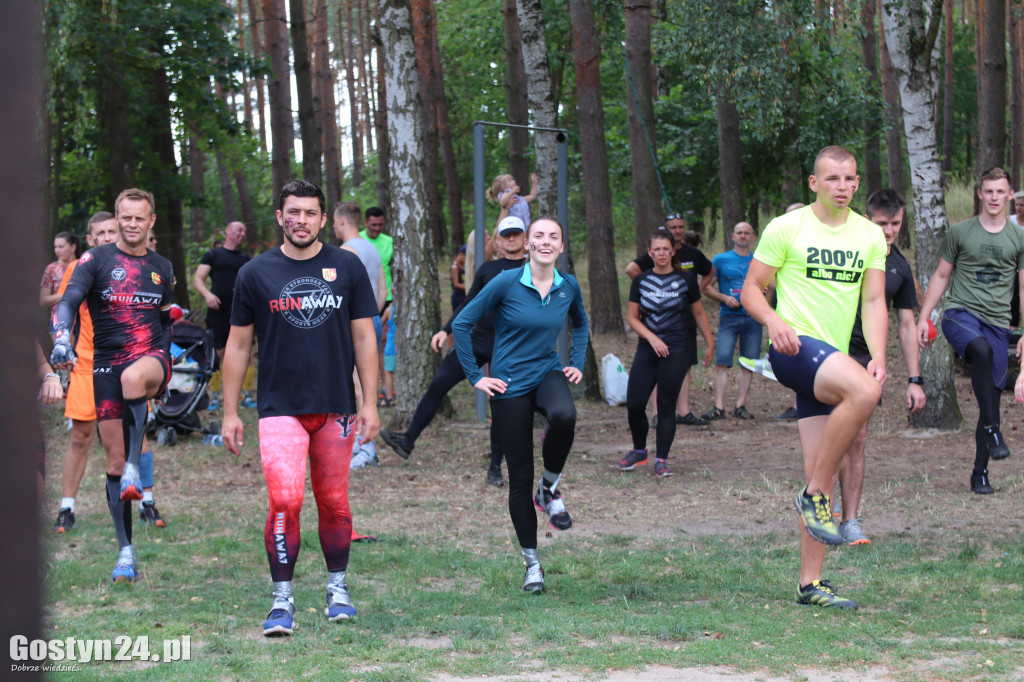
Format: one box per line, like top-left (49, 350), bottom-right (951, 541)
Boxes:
top-left (432, 16), bottom-right (463, 246)
top-left (339, 1), bottom-right (364, 186)
top-left (502, 0), bottom-right (530, 186)
top-left (942, 0), bottom-right (954, 174)
top-left (378, 0), bottom-right (442, 427)
top-left (409, 0), bottom-right (445, 249)
top-left (314, 0), bottom-right (341, 209)
top-left (231, 148), bottom-right (258, 238)
top-left (238, 0), bottom-right (254, 133)
top-left (264, 0), bottom-right (295, 204)
top-left (290, 0), bottom-right (322, 187)
top-left (624, 0), bottom-right (661, 256)
top-left (189, 135), bottom-right (206, 242)
top-left (375, 0), bottom-right (390, 210)
top-left (214, 83), bottom-right (239, 224)
top-left (150, 68), bottom-right (189, 305)
top-left (881, 0), bottom-right (961, 430)
top-left (716, 94), bottom-right (744, 251)
top-left (249, 0), bottom-right (268, 153)
top-left (977, 0), bottom-right (1006, 170)
top-left (48, 112), bottom-right (62, 232)
top-left (879, 15), bottom-right (908, 204)
top-left (516, 0), bottom-right (559, 219)
top-left (861, 0), bottom-right (883, 196)
top-left (569, 0), bottom-right (622, 336)
top-left (361, 0), bottom-right (376, 162)
top-left (102, 71), bottom-right (134, 198)
top-left (1008, 4), bottom-right (1023, 187)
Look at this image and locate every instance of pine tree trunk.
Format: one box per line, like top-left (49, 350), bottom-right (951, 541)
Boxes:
top-left (290, 0), bottom-right (322, 188)
top-left (624, 0), bottom-right (661, 255)
top-left (881, 0), bottom-right (962, 430)
top-left (378, 0), bottom-right (442, 427)
top-left (861, 0), bottom-right (883, 196)
top-left (339, 1), bottom-right (364, 187)
top-left (433, 19), bottom-right (463, 246)
top-left (977, 0), bottom-right (1006, 170)
top-left (150, 68), bottom-right (189, 305)
top-left (569, 0), bottom-right (623, 337)
top-left (264, 0), bottom-right (295, 204)
top-left (314, 0), bottom-right (341, 210)
top-left (1008, 5), bottom-right (1023, 187)
top-left (249, 0), bottom-right (268, 154)
top-left (716, 94), bottom-right (744, 252)
top-left (502, 0), bottom-right (530, 187)
top-left (189, 135), bottom-right (206, 242)
top-left (238, 0), bottom-right (254, 134)
top-left (409, 0), bottom-right (445, 249)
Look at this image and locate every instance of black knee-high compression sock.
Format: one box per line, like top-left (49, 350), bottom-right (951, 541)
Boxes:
top-left (123, 397), bottom-right (148, 467)
top-left (106, 474), bottom-right (132, 548)
top-left (964, 338), bottom-right (999, 428)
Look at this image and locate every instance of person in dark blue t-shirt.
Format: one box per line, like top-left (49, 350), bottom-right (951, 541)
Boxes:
top-left (452, 217), bottom-right (589, 595)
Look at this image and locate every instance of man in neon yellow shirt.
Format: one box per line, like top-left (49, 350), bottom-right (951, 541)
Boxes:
top-left (741, 146), bottom-right (888, 609)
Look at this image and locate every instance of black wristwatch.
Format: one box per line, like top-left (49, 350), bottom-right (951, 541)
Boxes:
top-left (907, 376), bottom-right (923, 386)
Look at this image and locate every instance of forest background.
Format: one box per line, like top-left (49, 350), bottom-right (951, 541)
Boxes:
top-left (41, 0), bottom-right (1024, 426)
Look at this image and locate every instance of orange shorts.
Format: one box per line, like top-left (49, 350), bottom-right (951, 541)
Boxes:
top-left (64, 359), bottom-right (95, 422)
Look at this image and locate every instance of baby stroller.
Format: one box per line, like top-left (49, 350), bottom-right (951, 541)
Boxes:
top-left (148, 318), bottom-right (218, 446)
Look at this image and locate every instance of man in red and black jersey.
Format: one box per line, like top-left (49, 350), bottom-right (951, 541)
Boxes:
top-left (51, 188), bottom-right (175, 584)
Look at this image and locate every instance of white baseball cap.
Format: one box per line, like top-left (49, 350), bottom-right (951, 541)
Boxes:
top-left (497, 216), bottom-right (526, 235)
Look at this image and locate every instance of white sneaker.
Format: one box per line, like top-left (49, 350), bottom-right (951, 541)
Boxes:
top-left (522, 563), bottom-right (545, 593)
top-left (350, 449), bottom-right (380, 470)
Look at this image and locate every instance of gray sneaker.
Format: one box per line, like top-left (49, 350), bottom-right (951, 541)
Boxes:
top-left (325, 572), bottom-right (357, 620)
top-left (838, 518), bottom-right (871, 546)
top-left (350, 449), bottom-right (380, 470)
top-left (522, 563), bottom-right (545, 593)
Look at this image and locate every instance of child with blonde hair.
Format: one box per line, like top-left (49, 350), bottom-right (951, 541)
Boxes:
top-left (487, 172), bottom-right (538, 227)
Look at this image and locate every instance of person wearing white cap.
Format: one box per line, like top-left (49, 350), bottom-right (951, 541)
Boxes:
top-left (380, 215), bottom-right (529, 486)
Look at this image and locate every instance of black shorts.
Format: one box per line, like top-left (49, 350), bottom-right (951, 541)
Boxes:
top-left (206, 307), bottom-right (231, 350)
top-left (93, 350), bottom-right (171, 422)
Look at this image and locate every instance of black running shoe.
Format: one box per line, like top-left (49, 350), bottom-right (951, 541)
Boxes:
top-left (54, 507), bottom-right (75, 534)
top-left (534, 484), bottom-right (572, 530)
top-left (140, 501), bottom-right (167, 527)
top-left (775, 406), bottom-right (799, 420)
top-left (486, 463), bottom-right (505, 487)
top-left (971, 470), bottom-right (994, 494)
top-left (985, 427), bottom-right (1011, 461)
top-left (380, 428), bottom-right (414, 459)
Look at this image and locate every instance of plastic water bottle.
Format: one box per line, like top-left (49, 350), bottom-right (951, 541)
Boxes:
top-left (202, 434), bottom-right (224, 447)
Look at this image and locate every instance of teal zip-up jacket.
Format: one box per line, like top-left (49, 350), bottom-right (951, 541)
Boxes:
top-left (452, 262), bottom-right (589, 399)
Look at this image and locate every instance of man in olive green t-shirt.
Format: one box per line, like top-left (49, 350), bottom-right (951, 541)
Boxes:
top-left (917, 167), bottom-right (1024, 495)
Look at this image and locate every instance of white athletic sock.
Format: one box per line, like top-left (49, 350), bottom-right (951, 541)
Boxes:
top-left (142, 491), bottom-right (154, 505)
top-left (60, 497), bottom-right (75, 512)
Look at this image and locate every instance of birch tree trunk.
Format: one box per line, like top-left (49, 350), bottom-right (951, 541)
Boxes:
top-left (515, 0), bottom-right (558, 218)
top-left (378, 0), bottom-right (442, 427)
top-left (881, 0), bottom-right (962, 429)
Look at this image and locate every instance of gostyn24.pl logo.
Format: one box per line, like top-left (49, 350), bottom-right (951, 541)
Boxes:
top-left (10, 634), bottom-right (191, 669)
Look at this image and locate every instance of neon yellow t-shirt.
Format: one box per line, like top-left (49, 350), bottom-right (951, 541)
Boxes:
top-left (753, 206), bottom-right (887, 353)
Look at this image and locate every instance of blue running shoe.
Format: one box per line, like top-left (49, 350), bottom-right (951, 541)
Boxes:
top-left (119, 463), bottom-right (143, 501)
top-left (111, 546), bottom-right (137, 583)
top-left (263, 609), bottom-right (294, 636)
top-left (207, 395), bottom-right (220, 412)
top-left (240, 393), bottom-right (258, 409)
top-left (325, 572), bottom-right (358, 621)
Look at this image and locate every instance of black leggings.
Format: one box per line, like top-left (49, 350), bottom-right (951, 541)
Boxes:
top-left (626, 342), bottom-right (688, 459)
top-left (491, 370), bottom-right (576, 550)
top-left (965, 337), bottom-right (1002, 471)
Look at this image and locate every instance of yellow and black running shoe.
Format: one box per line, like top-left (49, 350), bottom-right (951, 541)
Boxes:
top-left (796, 579), bottom-right (859, 609)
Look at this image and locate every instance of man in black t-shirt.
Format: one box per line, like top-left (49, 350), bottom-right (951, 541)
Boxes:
top-left (51, 188), bottom-right (175, 584)
top-left (380, 215), bottom-right (527, 486)
top-left (193, 221), bottom-right (250, 357)
top-left (837, 190), bottom-right (926, 545)
top-left (625, 213), bottom-right (715, 426)
top-left (221, 180), bottom-right (379, 637)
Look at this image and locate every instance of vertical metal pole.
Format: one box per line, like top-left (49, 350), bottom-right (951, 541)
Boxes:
top-left (472, 123), bottom-right (487, 421)
top-left (556, 131), bottom-right (570, 366)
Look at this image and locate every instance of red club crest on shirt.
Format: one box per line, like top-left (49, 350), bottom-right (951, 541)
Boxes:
top-left (322, 268), bottom-right (337, 282)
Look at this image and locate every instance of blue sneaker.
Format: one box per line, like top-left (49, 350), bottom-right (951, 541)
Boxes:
top-left (325, 573), bottom-right (357, 621)
top-left (111, 546), bottom-right (137, 583)
top-left (263, 599), bottom-right (295, 636)
top-left (207, 395), bottom-right (220, 411)
top-left (119, 463), bottom-right (143, 501)
top-left (240, 393), bottom-right (258, 409)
